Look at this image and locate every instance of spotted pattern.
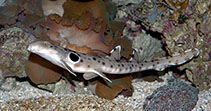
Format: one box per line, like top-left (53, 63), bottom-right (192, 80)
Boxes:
top-left (28, 40), bottom-right (199, 80)
top-left (93, 57), bottom-right (96, 61)
top-left (102, 62), bottom-right (105, 65)
top-left (110, 65), bottom-right (113, 68)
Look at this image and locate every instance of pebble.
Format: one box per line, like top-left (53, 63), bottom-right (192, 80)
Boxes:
top-left (0, 74), bottom-right (210, 110)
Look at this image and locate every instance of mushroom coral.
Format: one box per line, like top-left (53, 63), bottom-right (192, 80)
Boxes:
top-left (26, 53), bottom-right (62, 84)
top-left (26, 0), bottom-right (133, 99)
top-left (39, 0), bottom-right (125, 54)
top-left (96, 75), bottom-right (133, 100)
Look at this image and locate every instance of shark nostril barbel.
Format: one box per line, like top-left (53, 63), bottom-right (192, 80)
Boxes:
top-left (28, 41), bottom-right (199, 83)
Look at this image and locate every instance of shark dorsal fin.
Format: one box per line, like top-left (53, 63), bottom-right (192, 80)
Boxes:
top-left (107, 45), bottom-right (121, 60)
top-left (129, 49), bottom-right (139, 62)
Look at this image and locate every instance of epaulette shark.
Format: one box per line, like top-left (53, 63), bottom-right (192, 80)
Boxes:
top-left (27, 41), bottom-right (199, 83)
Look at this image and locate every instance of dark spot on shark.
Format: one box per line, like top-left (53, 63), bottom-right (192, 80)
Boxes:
top-left (152, 64), bottom-right (155, 67)
top-left (116, 60), bottom-right (120, 62)
top-left (119, 68), bottom-right (122, 71)
top-left (110, 65), bottom-right (113, 68)
top-left (93, 57), bottom-right (96, 61)
top-left (98, 60), bottom-right (100, 63)
top-left (175, 60), bottom-right (179, 64)
top-left (64, 48), bottom-right (68, 51)
top-left (102, 62), bottom-right (105, 65)
top-left (80, 59), bottom-right (83, 62)
top-left (87, 65), bottom-right (90, 68)
top-left (81, 53), bottom-right (86, 55)
top-left (121, 64), bottom-right (124, 67)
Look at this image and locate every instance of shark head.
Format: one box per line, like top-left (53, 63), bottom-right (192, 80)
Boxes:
top-left (27, 40), bottom-right (81, 76)
top-left (28, 41), bottom-right (67, 68)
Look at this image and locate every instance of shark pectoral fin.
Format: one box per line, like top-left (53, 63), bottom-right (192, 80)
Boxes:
top-left (83, 72), bottom-right (98, 80)
top-left (91, 70), bottom-right (112, 83)
top-left (106, 45), bottom-right (121, 60)
top-left (61, 60), bottom-right (77, 77)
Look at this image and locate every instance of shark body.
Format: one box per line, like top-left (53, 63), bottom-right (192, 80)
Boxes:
top-left (28, 41), bottom-right (199, 82)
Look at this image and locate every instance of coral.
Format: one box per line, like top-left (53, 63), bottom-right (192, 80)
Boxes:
top-left (0, 27), bottom-right (35, 78)
top-left (23, 0), bottom-right (134, 99)
top-left (118, 0), bottom-right (210, 90)
top-left (114, 2), bottom-right (164, 61)
top-left (39, 0), bottom-right (126, 54)
top-left (0, 0), bottom-right (44, 27)
top-left (38, 79), bottom-right (75, 95)
top-left (158, 0), bottom-right (189, 23)
top-left (0, 0), bottom-right (21, 26)
top-left (26, 53), bottom-right (62, 85)
top-left (143, 78), bottom-right (199, 111)
top-left (157, 0), bottom-right (211, 90)
top-left (39, 13), bottom-right (113, 54)
top-left (95, 75), bottom-right (133, 100)
top-left (16, 0), bottom-right (44, 26)
top-left (41, 0), bottom-right (66, 17)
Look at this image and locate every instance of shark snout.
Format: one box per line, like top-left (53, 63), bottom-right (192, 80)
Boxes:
top-left (27, 41), bottom-right (42, 53)
top-left (27, 44), bottom-right (37, 53)
top-left (27, 44), bottom-right (34, 52)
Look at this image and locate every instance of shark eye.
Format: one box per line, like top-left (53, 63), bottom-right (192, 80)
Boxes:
top-left (68, 52), bottom-right (80, 63)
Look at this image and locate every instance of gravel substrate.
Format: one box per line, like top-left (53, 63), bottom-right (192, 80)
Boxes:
top-left (0, 74), bottom-right (210, 111)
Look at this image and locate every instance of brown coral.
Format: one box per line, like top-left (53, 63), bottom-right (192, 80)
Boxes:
top-left (96, 75), bottom-right (133, 100)
top-left (39, 12), bottom-right (113, 54)
top-left (39, 0), bottom-right (126, 54)
top-left (26, 53), bottom-right (62, 85)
